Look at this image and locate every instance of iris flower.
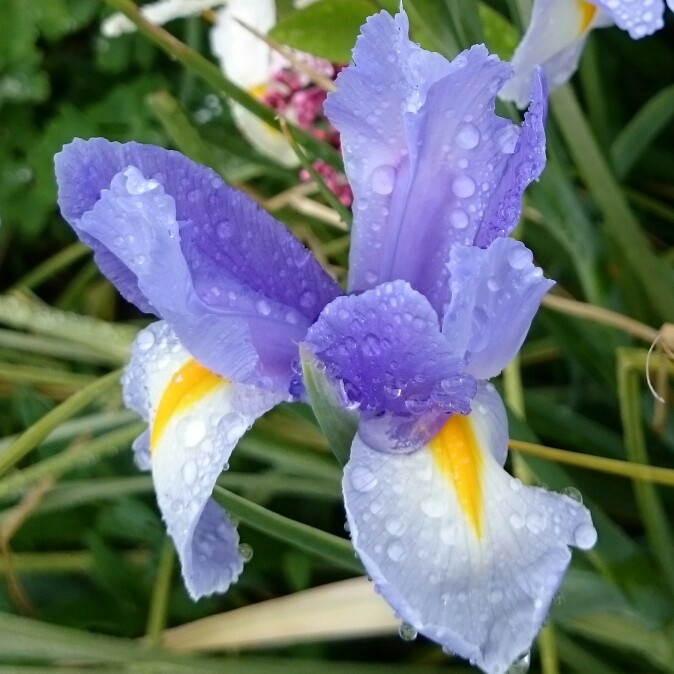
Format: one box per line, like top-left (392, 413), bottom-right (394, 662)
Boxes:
top-left (500, 0), bottom-right (672, 107)
top-left (55, 7), bottom-right (596, 674)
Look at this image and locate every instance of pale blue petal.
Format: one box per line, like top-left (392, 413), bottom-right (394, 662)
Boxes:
top-left (442, 239), bottom-right (554, 380)
top-left (344, 400), bottom-right (596, 674)
top-left (594, 0), bottom-right (665, 37)
top-left (122, 321), bottom-right (285, 599)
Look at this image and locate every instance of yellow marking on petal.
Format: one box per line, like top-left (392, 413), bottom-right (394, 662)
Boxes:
top-left (429, 415), bottom-right (483, 537)
top-left (578, 0), bottom-right (597, 33)
top-left (151, 359), bottom-right (223, 452)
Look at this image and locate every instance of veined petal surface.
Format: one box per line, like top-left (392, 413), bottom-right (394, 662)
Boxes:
top-left (304, 281), bottom-right (476, 421)
top-left (55, 139), bottom-right (340, 388)
top-left (442, 239), bottom-right (554, 380)
top-left (325, 10), bottom-right (547, 314)
top-left (499, 0), bottom-right (612, 107)
top-left (122, 321), bottom-right (285, 599)
top-left (343, 390), bottom-right (596, 674)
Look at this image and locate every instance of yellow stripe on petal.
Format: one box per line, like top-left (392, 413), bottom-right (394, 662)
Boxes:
top-left (151, 359), bottom-right (224, 452)
top-left (248, 83), bottom-right (268, 100)
top-left (578, 0), bottom-right (597, 33)
top-left (429, 415), bottom-right (483, 537)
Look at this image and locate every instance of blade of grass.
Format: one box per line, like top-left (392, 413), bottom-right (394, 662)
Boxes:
top-left (550, 85), bottom-right (674, 321)
top-left (0, 370), bottom-right (122, 478)
top-left (11, 243), bottom-right (90, 292)
top-left (212, 486), bottom-right (361, 573)
top-left (617, 348), bottom-right (674, 595)
top-left (146, 537), bottom-right (175, 647)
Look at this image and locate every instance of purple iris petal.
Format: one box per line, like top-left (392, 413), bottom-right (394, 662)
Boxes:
top-left (594, 0), bottom-right (665, 38)
top-left (325, 10), bottom-right (547, 316)
top-left (304, 280), bottom-right (477, 422)
top-left (442, 239), bottom-right (554, 381)
top-left (55, 138), bottom-right (341, 390)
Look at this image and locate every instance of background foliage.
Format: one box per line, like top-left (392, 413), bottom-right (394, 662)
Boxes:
top-left (0, 0), bottom-right (673, 672)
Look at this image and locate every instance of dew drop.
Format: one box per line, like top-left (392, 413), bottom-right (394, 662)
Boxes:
top-left (299, 290), bottom-right (316, 310)
top-left (455, 123), bottom-right (481, 150)
top-left (184, 419), bottom-right (206, 447)
top-left (452, 175), bottom-right (476, 198)
top-left (136, 330), bottom-right (155, 351)
top-left (526, 511), bottom-right (547, 534)
top-left (238, 543), bottom-right (254, 561)
top-left (509, 513), bottom-right (525, 530)
top-left (256, 299), bottom-right (271, 316)
top-left (508, 245), bottom-right (533, 270)
top-left (385, 518), bottom-right (405, 536)
top-left (487, 277), bottom-right (500, 292)
top-left (181, 460), bottom-right (198, 486)
top-left (222, 412), bottom-right (247, 444)
top-left (448, 208), bottom-right (469, 229)
top-left (350, 466), bottom-right (378, 492)
top-left (398, 622), bottom-right (417, 641)
top-left (562, 486), bottom-right (583, 503)
top-left (387, 541), bottom-right (405, 561)
top-left (573, 523), bottom-right (597, 550)
top-left (371, 164), bottom-right (396, 195)
top-left (507, 650), bottom-right (531, 674)
top-left (364, 270), bottom-right (378, 285)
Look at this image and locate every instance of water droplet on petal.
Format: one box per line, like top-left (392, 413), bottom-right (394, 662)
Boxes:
top-left (508, 245), bottom-right (533, 270)
top-left (526, 512), bottom-right (547, 534)
top-left (455, 123), bottom-right (481, 150)
top-left (238, 543), bottom-right (254, 561)
top-left (509, 513), bottom-right (525, 529)
top-left (371, 165), bottom-right (396, 195)
top-left (350, 466), bottom-right (378, 492)
top-left (184, 419), bottom-right (206, 447)
top-left (181, 460), bottom-right (198, 486)
top-left (573, 523), bottom-right (597, 550)
top-left (452, 175), bottom-right (476, 198)
top-left (137, 330), bottom-right (155, 351)
top-left (562, 486), bottom-right (583, 503)
top-left (448, 208), bottom-right (469, 229)
top-left (299, 290), bottom-right (316, 310)
top-left (507, 651), bottom-right (531, 674)
top-left (387, 541), bottom-right (405, 561)
top-left (256, 299), bottom-right (271, 316)
top-left (398, 622), bottom-right (417, 641)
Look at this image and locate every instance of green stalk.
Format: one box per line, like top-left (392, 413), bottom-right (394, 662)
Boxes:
top-left (0, 369), bottom-right (121, 477)
top-left (0, 423), bottom-right (144, 500)
top-left (12, 243), bottom-right (90, 292)
top-left (146, 538), bottom-right (176, 646)
top-left (617, 348), bottom-right (674, 595)
top-left (550, 85), bottom-right (674, 321)
top-left (213, 486), bottom-right (361, 573)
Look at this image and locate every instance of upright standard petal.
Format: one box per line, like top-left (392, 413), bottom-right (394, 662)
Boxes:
top-left (325, 9), bottom-right (547, 314)
top-left (123, 321), bottom-right (286, 599)
top-left (498, 0), bottom-right (610, 108)
top-left (55, 139), bottom-right (340, 389)
top-left (304, 281), bottom-right (476, 423)
top-left (343, 388), bottom-right (596, 674)
top-left (442, 239), bottom-right (554, 380)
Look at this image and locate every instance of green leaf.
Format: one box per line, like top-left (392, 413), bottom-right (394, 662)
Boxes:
top-left (212, 486), bottom-right (361, 574)
top-left (478, 3), bottom-right (517, 60)
top-left (610, 84), bottom-right (674, 179)
top-left (300, 345), bottom-right (358, 467)
top-left (270, 0), bottom-right (376, 64)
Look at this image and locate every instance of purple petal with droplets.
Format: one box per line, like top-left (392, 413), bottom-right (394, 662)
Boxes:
top-left (325, 10), bottom-right (547, 315)
top-left (442, 239), bottom-right (554, 380)
top-left (304, 280), bottom-right (477, 423)
top-left (55, 139), bottom-right (341, 390)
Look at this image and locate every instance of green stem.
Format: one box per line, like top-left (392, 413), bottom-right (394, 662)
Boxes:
top-left (0, 362), bottom-right (96, 390)
top-left (0, 371), bottom-right (122, 478)
top-left (550, 85), bottom-right (674, 321)
top-left (0, 550), bottom-right (147, 574)
top-left (0, 423), bottom-right (144, 500)
top-left (617, 349), bottom-right (674, 595)
top-left (213, 486), bottom-right (361, 573)
top-left (11, 243), bottom-right (90, 292)
top-left (146, 538), bottom-right (175, 646)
